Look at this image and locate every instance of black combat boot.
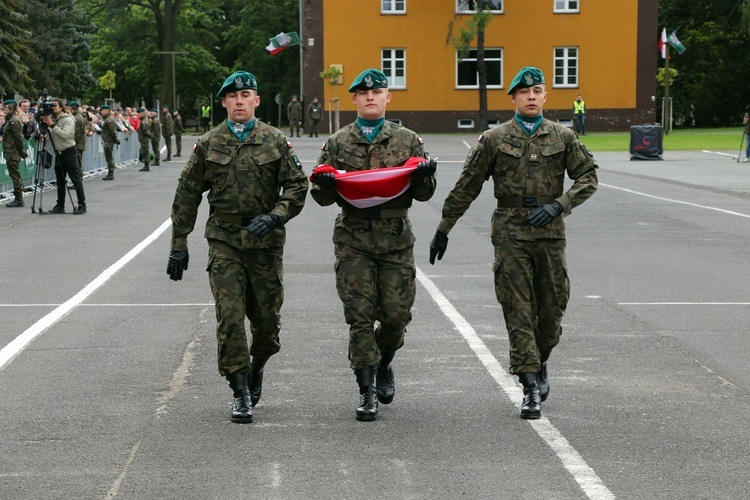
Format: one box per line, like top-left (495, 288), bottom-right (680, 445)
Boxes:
top-left (7, 193), bottom-right (23, 207)
top-left (538, 347), bottom-right (552, 402)
top-left (227, 372), bottom-right (253, 423)
top-left (102, 173), bottom-right (114, 180)
top-left (139, 161), bottom-right (150, 172)
top-left (518, 372), bottom-right (541, 419)
top-left (354, 367), bottom-right (378, 421)
top-left (248, 356), bottom-right (268, 407)
top-left (376, 350), bottom-right (396, 404)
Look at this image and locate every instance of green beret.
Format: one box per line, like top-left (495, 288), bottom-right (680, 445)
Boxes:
top-left (172, 109), bottom-right (179, 113)
top-left (217, 70), bottom-right (258, 97)
top-left (507, 66), bottom-right (545, 94)
top-left (69, 101), bottom-right (79, 108)
top-left (3, 99), bottom-right (17, 106)
top-left (162, 104), bottom-right (169, 109)
top-left (100, 104), bottom-right (111, 110)
top-left (137, 107), bottom-right (146, 113)
top-left (348, 69), bottom-right (388, 92)
top-left (149, 108), bottom-right (157, 112)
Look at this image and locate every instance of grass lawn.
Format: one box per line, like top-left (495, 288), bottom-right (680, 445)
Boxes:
top-left (579, 127), bottom-right (745, 152)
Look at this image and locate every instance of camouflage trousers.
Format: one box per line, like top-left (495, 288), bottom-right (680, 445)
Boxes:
top-left (104, 143), bottom-right (115, 174)
top-left (207, 239), bottom-right (284, 377)
top-left (139, 139), bottom-right (150, 163)
top-left (162, 134), bottom-right (172, 158)
top-left (151, 137), bottom-right (160, 160)
top-left (6, 158), bottom-right (23, 196)
top-left (492, 238), bottom-right (569, 374)
top-left (334, 243), bottom-right (415, 369)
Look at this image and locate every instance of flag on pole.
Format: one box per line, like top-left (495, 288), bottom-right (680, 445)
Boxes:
top-left (659, 28), bottom-right (667, 59)
top-left (668, 30), bottom-right (686, 55)
top-left (266, 32), bottom-right (301, 56)
top-left (310, 158), bottom-right (425, 209)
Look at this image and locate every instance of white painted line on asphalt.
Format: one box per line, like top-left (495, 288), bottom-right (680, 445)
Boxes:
top-left (0, 218), bottom-right (173, 371)
top-left (0, 303), bottom-right (214, 307)
top-left (702, 150), bottom-right (735, 157)
top-left (601, 183), bottom-right (750, 218)
top-left (416, 267), bottom-right (616, 500)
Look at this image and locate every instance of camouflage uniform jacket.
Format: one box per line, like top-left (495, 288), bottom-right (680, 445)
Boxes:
top-left (311, 120), bottom-right (436, 254)
top-left (170, 120), bottom-right (308, 252)
top-left (437, 118), bottom-right (598, 241)
top-left (137, 118), bottom-right (152, 141)
top-left (73, 110), bottom-right (87, 151)
top-left (150, 116), bottom-right (161, 137)
top-left (287, 101), bottom-right (302, 121)
top-left (162, 113), bottom-right (174, 136)
top-left (3, 114), bottom-right (25, 161)
top-left (102, 115), bottom-right (118, 146)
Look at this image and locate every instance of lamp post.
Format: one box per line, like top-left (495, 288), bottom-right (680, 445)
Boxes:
top-left (155, 51), bottom-right (188, 108)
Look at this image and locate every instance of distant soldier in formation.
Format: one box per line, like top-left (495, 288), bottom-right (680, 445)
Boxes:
top-left (137, 107), bottom-right (153, 172)
top-left (307, 97), bottom-right (322, 137)
top-left (2, 99), bottom-right (28, 207)
top-left (161, 104), bottom-right (173, 161)
top-left (149, 109), bottom-right (161, 165)
top-left (172, 109), bottom-right (184, 157)
top-left (287, 95), bottom-right (302, 137)
top-left (100, 105), bottom-right (120, 180)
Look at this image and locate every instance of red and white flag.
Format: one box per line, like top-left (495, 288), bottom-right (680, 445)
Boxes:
top-left (659, 28), bottom-right (667, 59)
top-left (311, 157), bottom-right (424, 209)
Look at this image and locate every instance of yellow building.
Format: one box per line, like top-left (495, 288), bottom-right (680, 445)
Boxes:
top-left (302, 0), bottom-right (658, 132)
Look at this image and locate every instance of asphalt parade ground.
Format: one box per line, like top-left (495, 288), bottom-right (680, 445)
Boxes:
top-left (2, 133), bottom-right (750, 499)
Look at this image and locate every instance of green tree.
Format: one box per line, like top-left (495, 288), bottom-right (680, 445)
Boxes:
top-left (447, 0), bottom-right (494, 131)
top-left (21, 0), bottom-right (95, 98)
top-left (0, 0), bottom-right (33, 96)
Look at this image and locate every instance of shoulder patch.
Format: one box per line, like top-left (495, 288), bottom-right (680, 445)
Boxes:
top-left (418, 137), bottom-right (424, 145)
top-left (477, 134), bottom-right (484, 142)
top-left (192, 142), bottom-right (198, 152)
top-left (583, 144), bottom-right (594, 158)
top-left (287, 140), bottom-right (293, 149)
top-left (292, 155), bottom-right (303, 170)
top-left (321, 142), bottom-right (328, 151)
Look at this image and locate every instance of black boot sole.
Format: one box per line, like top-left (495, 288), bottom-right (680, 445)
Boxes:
top-left (231, 414), bottom-right (253, 423)
top-left (356, 412), bottom-right (377, 422)
top-left (520, 411), bottom-right (541, 420)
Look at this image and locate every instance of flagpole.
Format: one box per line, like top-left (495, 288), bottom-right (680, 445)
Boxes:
top-left (663, 43), bottom-right (671, 135)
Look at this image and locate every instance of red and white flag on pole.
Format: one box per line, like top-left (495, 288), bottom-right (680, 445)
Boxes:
top-left (659, 28), bottom-right (667, 59)
top-left (310, 157), bottom-right (424, 209)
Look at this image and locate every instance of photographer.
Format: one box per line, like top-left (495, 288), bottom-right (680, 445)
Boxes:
top-left (41, 98), bottom-right (87, 214)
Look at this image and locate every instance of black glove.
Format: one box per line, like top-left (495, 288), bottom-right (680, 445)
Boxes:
top-left (413, 158), bottom-right (437, 177)
top-left (246, 214), bottom-right (282, 238)
top-left (527, 201), bottom-right (564, 228)
top-left (167, 251), bottom-right (189, 281)
top-left (312, 172), bottom-right (335, 188)
top-left (429, 230), bottom-right (449, 265)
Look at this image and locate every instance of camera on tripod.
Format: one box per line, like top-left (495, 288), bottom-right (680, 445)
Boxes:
top-left (37, 90), bottom-right (55, 117)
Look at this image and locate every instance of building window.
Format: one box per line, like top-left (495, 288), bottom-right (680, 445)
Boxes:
top-left (554, 0), bottom-right (579, 13)
top-left (388, 118), bottom-right (403, 125)
top-left (382, 0), bottom-right (406, 14)
top-left (382, 49), bottom-right (406, 89)
top-left (553, 47), bottom-right (578, 87)
top-left (488, 119), bottom-right (500, 128)
top-left (456, 49), bottom-right (503, 89)
top-left (457, 0), bottom-right (503, 13)
top-left (458, 118), bottom-right (475, 129)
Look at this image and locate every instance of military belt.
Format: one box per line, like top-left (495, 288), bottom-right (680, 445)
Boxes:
top-left (496, 196), bottom-right (556, 208)
top-left (213, 210), bottom-right (256, 226)
top-left (342, 206), bottom-right (408, 219)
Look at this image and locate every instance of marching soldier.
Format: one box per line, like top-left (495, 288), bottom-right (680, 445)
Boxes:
top-left (100, 105), bottom-right (120, 180)
top-left (172, 109), bottom-right (184, 157)
top-left (149, 109), bottom-right (161, 165)
top-left (310, 69), bottom-right (437, 421)
top-left (429, 67), bottom-right (598, 419)
top-left (137, 108), bottom-right (153, 171)
top-left (161, 104), bottom-right (174, 161)
top-left (166, 70), bottom-right (308, 423)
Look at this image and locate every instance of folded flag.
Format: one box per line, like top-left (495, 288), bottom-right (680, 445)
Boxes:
top-left (311, 157), bottom-right (424, 209)
top-left (266, 32), bottom-right (301, 55)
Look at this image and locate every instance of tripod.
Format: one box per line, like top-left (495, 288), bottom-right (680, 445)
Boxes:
top-left (737, 132), bottom-right (745, 163)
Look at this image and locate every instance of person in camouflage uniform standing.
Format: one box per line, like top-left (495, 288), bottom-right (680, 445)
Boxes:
top-left (137, 108), bottom-right (153, 171)
top-left (2, 100), bottom-right (28, 207)
top-left (286, 95), bottom-right (302, 137)
top-left (149, 109), bottom-right (161, 165)
top-left (70, 102), bottom-right (87, 180)
top-left (307, 97), bottom-right (322, 137)
top-left (161, 104), bottom-right (173, 161)
top-left (429, 67), bottom-right (598, 420)
top-left (100, 105), bottom-right (120, 180)
top-left (172, 109), bottom-right (184, 157)
top-left (166, 70), bottom-right (308, 424)
top-left (310, 69), bottom-right (437, 421)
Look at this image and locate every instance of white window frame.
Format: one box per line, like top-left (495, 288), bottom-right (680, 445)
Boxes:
top-left (554, 0), bottom-right (579, 13)
top-left (382, 48), bottom-right (406, 89)
top-left (457, 0), bottom-right (503, 14)
top-left (381, 0), bottom-right (406, 14)
top-left (455, 48), bottom-right (503, 89)
top-left (553, 46), bottom-right (579, 88)
top-left (458, 118), bottom-right (475, 129)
